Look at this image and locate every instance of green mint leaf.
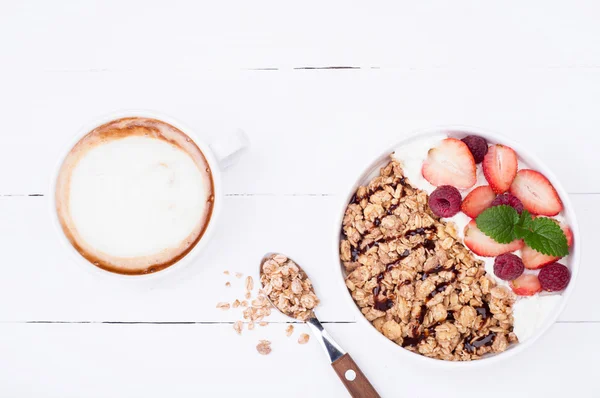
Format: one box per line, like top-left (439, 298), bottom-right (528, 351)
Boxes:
top-left (517, 210), bottom-right (533, 230)
top-left (476, 205), bottom-right (519, 244)
top-left (513, 225), bottom-right (532, 240)
top-left (514, 210), bottom-right (533, 239)
top-left (524, 217), bottom-right (569, 257)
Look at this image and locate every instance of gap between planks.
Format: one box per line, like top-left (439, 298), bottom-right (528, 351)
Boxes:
top-left (1, 193), bottom-right (599, 198)
top-left (17, 320), bottom-right (355, 325)
top-left (5, 320), bottom-right (599, 325)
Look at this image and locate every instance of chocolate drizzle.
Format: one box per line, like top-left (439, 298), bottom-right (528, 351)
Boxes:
top-left (405, 226), bottom-right (436, 238)
top-left (464, 332), bottom-right (497, 353)
top-left (386, 204), bottom-right (399, 215)
top-left (351, 247), bottom-right (360, 262)
top-left (372, 250), bottom-right (411, 311)
top-left (475, 301), bottom-right (491, 320)
top-left (427, 281), bottom-right (452, 300)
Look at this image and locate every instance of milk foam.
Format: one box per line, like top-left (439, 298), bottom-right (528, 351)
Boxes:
top-left (69, 136), bottom-right (209, 258)
top-left (55, 117), bottom-right (214, 275)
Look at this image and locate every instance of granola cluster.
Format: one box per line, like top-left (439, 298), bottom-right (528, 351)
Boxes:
top-left (261, 254), bottom-right (320, 321)
top-left (217, 265), bottom-right (315, 356)
top-left (340, 159), bottom-right (517, 361)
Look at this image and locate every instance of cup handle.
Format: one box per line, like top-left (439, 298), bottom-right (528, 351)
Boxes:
top-left (209, 129), bottom-right (250, 170)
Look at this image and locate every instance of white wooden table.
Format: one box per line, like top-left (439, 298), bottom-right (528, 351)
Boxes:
top-left (1, 1), bottom-right (599, 396)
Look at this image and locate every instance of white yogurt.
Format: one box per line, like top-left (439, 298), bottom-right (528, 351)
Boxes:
top-left (392, 134), bottom-right (566, 342)
top-left (512, 295), bottom-right (562, 342)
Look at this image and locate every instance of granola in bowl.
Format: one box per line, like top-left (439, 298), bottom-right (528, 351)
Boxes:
top-left (338, 130), bottom-right (578, 362)
top-left (340, 160), bottom-right (517, 361)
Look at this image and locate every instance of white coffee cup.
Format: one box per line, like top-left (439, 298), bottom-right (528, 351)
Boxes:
top-left (50, 110), bottom-right (249, 279)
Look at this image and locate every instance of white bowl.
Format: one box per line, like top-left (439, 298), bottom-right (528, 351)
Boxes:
top-left (332, 126), bottom-right (580, 367)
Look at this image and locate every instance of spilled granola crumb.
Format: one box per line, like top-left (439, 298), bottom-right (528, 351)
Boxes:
top-left (298, 333), bottom-right (310, 344)
top-left (285, 324), bottom-right (294, 337)
top-left (245, 276), bottom-right (254, 292)
top-left (256, 340), bottom-right (272, 355)
top-left (220, 264), bottom-right (317, 356)
top-left (233, 321), bottom-right (243, 335)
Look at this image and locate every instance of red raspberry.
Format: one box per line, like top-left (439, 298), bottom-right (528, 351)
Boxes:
top-left (491, 193), bottom-right (524, 214)
top-left (428, 185), bottom-right (462, 217)
top-left (538, 263), bottom-right (571, 291)
top-left (461, 135), bottom-right (488, 164)
top-left (493, 253), bottom-right (524, 281)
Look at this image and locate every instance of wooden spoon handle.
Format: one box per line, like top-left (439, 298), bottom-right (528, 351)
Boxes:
top-left (331, 353), bottom-right (380, 398)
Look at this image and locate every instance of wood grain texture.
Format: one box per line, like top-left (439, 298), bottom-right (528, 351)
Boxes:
top-left (1, 1), bottom-right (599, 397)
top-left (0, 322), bottom-right (598, 397)
top-left (0, 194), bottom-right (595, 322)
top-left (1, 1), bottom-right (600, 71)
top-left (1, 69), bottom-right (599, 195)
top-left (332, 354), bottom-right (380, 398)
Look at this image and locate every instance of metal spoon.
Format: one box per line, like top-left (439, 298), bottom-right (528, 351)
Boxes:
top-left (260, 253), bottom-right (380, 398)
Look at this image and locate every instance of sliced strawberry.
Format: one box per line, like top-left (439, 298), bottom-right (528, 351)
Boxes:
top-left (482, 144), bottom-right (518, 194)
top-left (463, 220), bottom-right (524, 257)
top-left (461, 185), bottom-right (496, 218)
top-left (522, 223), bottom-right (573, 269)
top-left (509, 169), bottom-right (563, 216)
top-left (510, 274), bottom-right (542, 296)
top-left (421, 138), bottom-right (476, 189)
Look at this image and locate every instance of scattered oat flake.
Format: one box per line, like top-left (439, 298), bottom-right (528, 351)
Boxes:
top-left (256, 340), bottom-right (272, 355)
top-left (285, 324), bottom-right (294, 336)
top-left (248, 322), bottom-right (255, 330)
top-left (298, 333), bottom-right (310, 344)
top-left (233, 321), bottom-right (243, 335)
top-left (245, 276), bottom-right (254, 292)
top-left (235, 272), bottom-right (243, 279)
top-left (232, 299), bottom-right (241, 308)
top-left (241, 300), bottom-right (248, 307)
top-left (225, 281), bottom-right (231, 287)
top-left (223, 270), bottom-right (230, 275)
top-left (245, 292), bottom-right (251, 299)
top-left (273, 254), bottom-right (287, 264)
top-left (216, 302), bottom-right (230, 310)
top-left (259, 322), bottom-right (268, 327)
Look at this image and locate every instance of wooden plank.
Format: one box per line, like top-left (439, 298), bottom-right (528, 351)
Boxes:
top-left (1, 1), bottom-right (599, 71)
top-left (0, 322), bottom-right (597, 397)
top-left (0, 194), bottom-right (594, 322)
top-left (0, 69), bottom-right (599, 195)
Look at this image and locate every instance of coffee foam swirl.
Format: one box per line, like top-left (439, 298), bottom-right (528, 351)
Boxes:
top-left (55, 117), bottom-right (214, 275)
